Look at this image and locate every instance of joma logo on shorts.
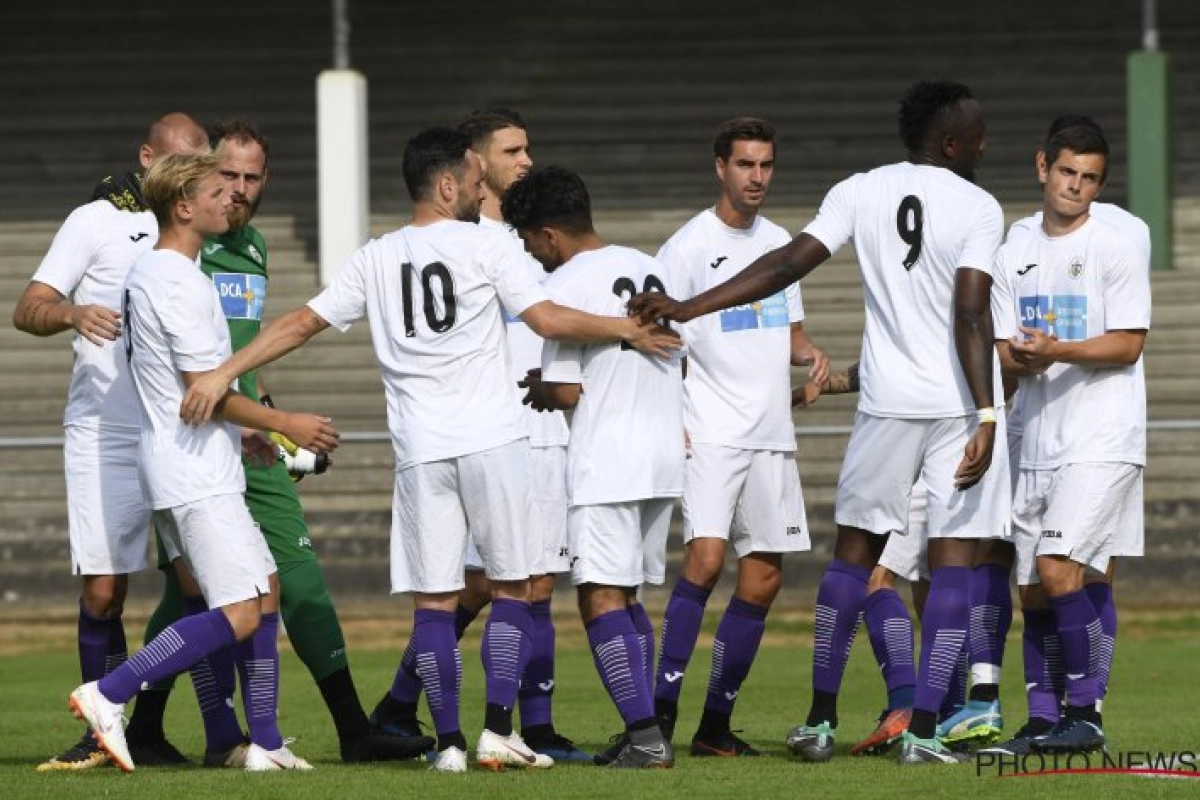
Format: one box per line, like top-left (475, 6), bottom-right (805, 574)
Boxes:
top-left (1041, 530), bottom-right (1063, 539)
top-left (786, 526), bottom-right (804, 536)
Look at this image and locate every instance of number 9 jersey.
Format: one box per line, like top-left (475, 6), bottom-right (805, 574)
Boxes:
top-left (308, 220), bottom-right (549, 470)
top-left (802, 163), bottom-right (1004, 418)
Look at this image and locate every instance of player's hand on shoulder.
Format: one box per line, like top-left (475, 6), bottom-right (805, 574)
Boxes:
top-left (279, 412), bottom-right (340, 454)
top-left (628, 291), bottom-right (684, 325)
top-left (625, 317), bottom-right (682, 359)
top-left (954, 421), bottom-right (995, 491)
top-left (71, 304), bottom-right (122, 345)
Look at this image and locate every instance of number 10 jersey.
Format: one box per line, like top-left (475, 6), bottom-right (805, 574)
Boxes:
top-left (803, 162), bottom-right (1004, 418)
top-left (308, 220), bottom-right (549, 470)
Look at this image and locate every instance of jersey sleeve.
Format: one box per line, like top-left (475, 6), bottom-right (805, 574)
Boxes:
top-left (958, 196), bottom-right (1004, 276)
top-left (539, 275), bottom-right (585, 384)
top-left (655, 237), bottom-right (696, 301)
top-left (990, 245), bottom-right (1019, 341)
top-left (1101, 237), bottom-right (1152, 331)
top-left (786, 281), bottom-right (805, 322)
top-left (484, 234), bottom-right (549, 316)
top-left (30, 205), bottom-right (98, 298)
top-left (801, 174), bottom-right (858, 255)
top-left (163, 280), bottom-right (228, 372)
top-left (307, 244), bottom-right (370, 331)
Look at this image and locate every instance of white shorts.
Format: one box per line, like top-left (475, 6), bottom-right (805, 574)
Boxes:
top-left (154, 493), bottom-right (274, 608)
top-left (682, 444), bottom-right (810, 557)
top-left (464, 445), bottom-right (569, 575)
top-left (877, 480), bottom-right (930, 582)
top-left (835, 411), bottom-right (1011, 541)
top-left (64, 425), bottom-right (152, 575)
top-left (392, 440), bottom-right (535, 594)
top-left (1110, 471), bottom-right (1144, 558)
top-left (569, 498), bottom-right (675, 588)
top-left (1012, 463), bottom-right (1142, 586)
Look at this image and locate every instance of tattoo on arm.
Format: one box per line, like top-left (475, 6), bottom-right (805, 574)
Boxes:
top-left (822, 363), bottom-right (859, 394)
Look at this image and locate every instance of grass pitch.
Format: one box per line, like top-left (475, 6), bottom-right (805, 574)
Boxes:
top-left (3, 608), bottom-right (1198, 799)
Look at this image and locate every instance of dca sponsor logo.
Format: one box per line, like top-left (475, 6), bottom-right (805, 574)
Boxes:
top-left (212, 273), bottom-right (267, 321)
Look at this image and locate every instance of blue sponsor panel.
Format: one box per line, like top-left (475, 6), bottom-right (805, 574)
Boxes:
top-left (1019, 295), bottom-right (1087, 340)
top-left (719, 290), bottom-right (789, 332)
top-left (212, 273), bottom-right (268, 321)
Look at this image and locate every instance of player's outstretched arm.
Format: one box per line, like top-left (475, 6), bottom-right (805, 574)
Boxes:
top-left (184, 371), bottom-right (340, 454)
top-left (180, 305), bottom-right (330, 425)
top-left (520, 300), bottom-right (681, 358)
top-left (628, 233), bottom-right (831, 324)
top-left (12, 281), bottom-right (121, 345)
top-left (952, 268), bottom-right (996, 490)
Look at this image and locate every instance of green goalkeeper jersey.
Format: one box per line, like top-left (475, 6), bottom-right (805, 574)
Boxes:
top-left (200, 225), bottom-right (269, 401)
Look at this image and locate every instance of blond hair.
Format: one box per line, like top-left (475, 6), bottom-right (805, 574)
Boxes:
top-left (142, 151), bottom-right (220, 228)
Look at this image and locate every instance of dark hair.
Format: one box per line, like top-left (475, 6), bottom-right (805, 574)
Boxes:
top-left (898, 81), bottom-right (974, 153)
top-left (1044, 122), bottom-right (1109, 181)
top-left (1046, 114), bottom-right (1102, 141)
top-left (402, 127), bottom-right (472, 202)
top-left (209, 118), bottom-right (269, 165)
top-left (501, 165), bottom-right (593, 235)
top-left (457, 108), bottom-right (527, 149)
top-left (713, 116), bottom-right (776, 161)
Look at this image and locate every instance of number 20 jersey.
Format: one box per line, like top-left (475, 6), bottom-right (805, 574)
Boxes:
top-left (803, 162), bottom-right (1004, 418)
top-left (308, 220), bottom-right (549, 470)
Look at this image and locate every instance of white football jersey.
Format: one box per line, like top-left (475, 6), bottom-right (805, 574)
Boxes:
top-left (32, 200), bottom-right (158, 431)
top-left (658, 209), bottom-right (802, 451)
top-left (991, 216), bottom-right (1150, 468)
top-left (479, 215), bottom-right (569, 448)
top-left (541, 245), bottom-right (685, 505)
top-left (1003, 202), bottom-right (1150, 438)
top-left (309, 220), bottom-right (548, 469)
top-left (124, 249), bottom-right (244, 509)
top-left (804, 162), bottom-right (1004, 417)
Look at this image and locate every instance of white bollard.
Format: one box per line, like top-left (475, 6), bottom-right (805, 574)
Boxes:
top-left (317, 69), bottom-right (369, 286)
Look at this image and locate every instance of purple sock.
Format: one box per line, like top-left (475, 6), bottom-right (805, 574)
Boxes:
top-left (1084, 582), bottom-right (1116, 699)
top-left (811, 559), bottom-right (869, 695)
top-left (628, 601), bottom-right (655, 690)
top-left (704, 596), bottom-right (768, 716)
top-left (1047, 589), bottom-right (1101, 710)
top-left (654, 578), bottom-right (710, 702)
top-left (1022, 608), bottom-right (1062, 723)
top-left (969, 563), bottom-right (1012, 685)
top-left (482, 598), bottom-right (532, 711)
top-left (863, 588), bottom-right (915, 708)
top-left (78, 599), bottom-right (124, 682)
top-left (518, 599), bottom-right (555, 729)
top-left (941, 644), bottom-right (968, 718)
top-left (98, 609), bottom-right (236, 704)
top-left (235, 611), bottom-right (282, 751)
top-left (913, 566), bottom-right (970, 715)
top-left (587, 609), bottom-right (655, 727)
top-left (389, 639), bottom-right (424, 704)
top-left (181, 596), bottom-right (243, 752)
top-left (412, 609), bottom-right (462, 737)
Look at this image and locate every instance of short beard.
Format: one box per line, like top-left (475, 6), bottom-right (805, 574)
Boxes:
top-left (226, 194), bottom-right (260, 231)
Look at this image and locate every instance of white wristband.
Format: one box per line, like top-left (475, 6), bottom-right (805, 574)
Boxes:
top-left (976, 407), bottom-right (997, 424)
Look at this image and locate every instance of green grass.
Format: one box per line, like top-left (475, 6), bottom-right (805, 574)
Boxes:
top-left (3, 612), bottom-right (1199, 798)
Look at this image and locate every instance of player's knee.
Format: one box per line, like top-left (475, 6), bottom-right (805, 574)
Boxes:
top-left (682, 539), bottom-right (725, 589)
top-left (81, 575), bottom-right (127, 618)
top-left (530, 574), bottom-right (556, 603)
top-left (222, 599), bottom-right (263, 640)
top-left (867, 566), bottom-right (898, 593)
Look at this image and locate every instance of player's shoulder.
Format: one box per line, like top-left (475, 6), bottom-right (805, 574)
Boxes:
top-left (1004, 213), bottom-right (1040, 245)
top-left (1089, 202), bottom-right (1150, 250)
top-left (1087, 215), bottom-right (1144, 261)
top-left (751, 213), bottom-right (790, 242)
top-left (659, 209), bottom-right (713, 253)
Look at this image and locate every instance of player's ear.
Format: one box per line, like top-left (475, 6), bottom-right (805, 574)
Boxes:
top-left (437, 170), bottom-right (456, 203)
top-left (138, 143), bottom-right (155, 172)
top-left (714, 156), bottom-right (727, 183)
top-left (1035, 150), bottom-right (1049, 186)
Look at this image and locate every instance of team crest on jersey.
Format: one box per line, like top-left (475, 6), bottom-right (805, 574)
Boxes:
top-left (247, 244), bottom-right (264, 265)
top-left (1019, 295), bottom-right (1088, 341)
top-left (1068, 256), bottom-right (1084, 279)
top-left (212, 273), bottom-right (267, 321)
top-left (718, 291), bottom-right (789, 332)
